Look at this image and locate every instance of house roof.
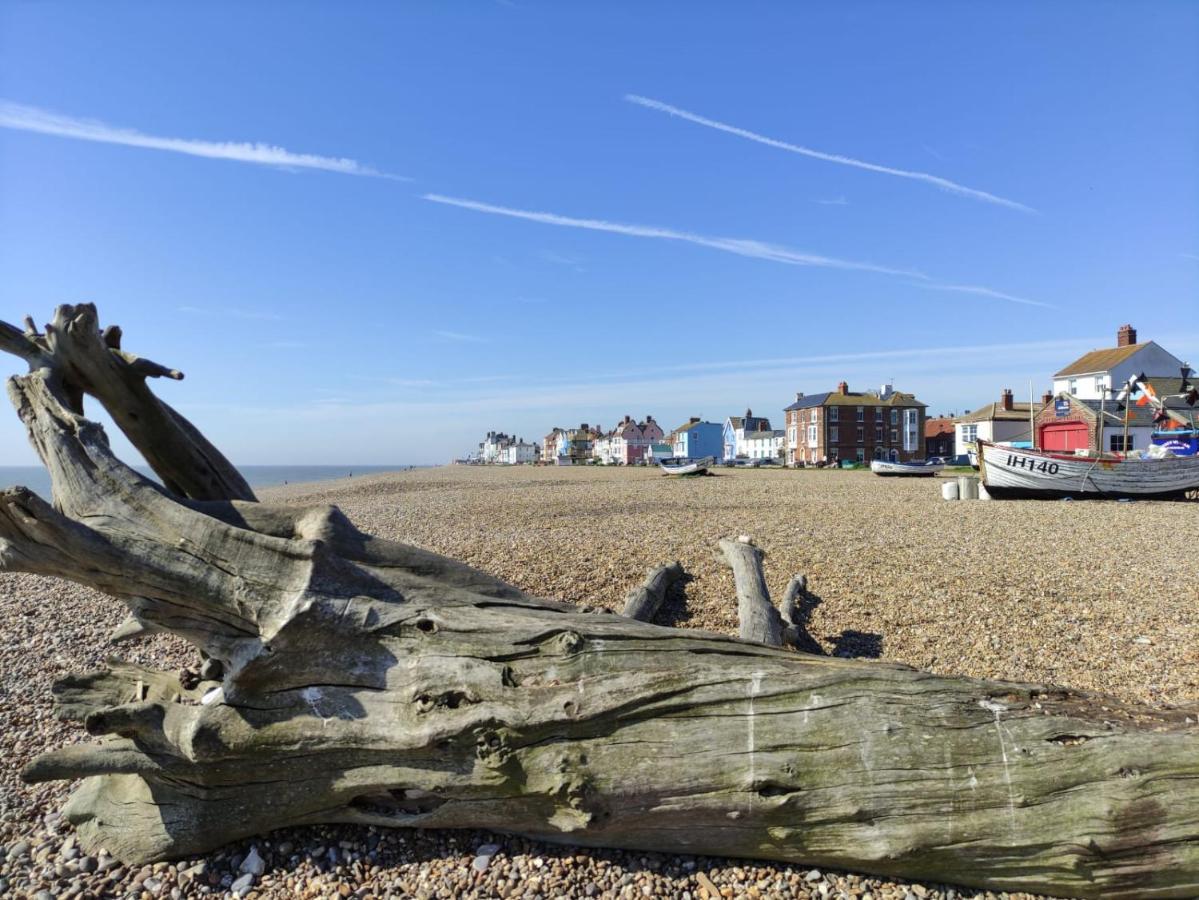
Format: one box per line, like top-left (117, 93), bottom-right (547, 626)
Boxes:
top-left (1054, 378), bottom-right (1197, 429)
top-left (728, 415), bottom-right (772, 431)
top-left (957, 401), bottom-right (1037, 424)
top-left (786, 390), bottom-right (926, 410)
top-left (925, 417), bottom-right (955, 438)
top-left (1054, 342), bottom-right (1149, 378)
top-left (743, 429), bottom-right (784, 441)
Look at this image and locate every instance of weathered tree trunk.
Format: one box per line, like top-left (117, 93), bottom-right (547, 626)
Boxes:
top-left (4, 306), bottom-right (1199, 899)
top-left (621, 561), bottom-right (685, 622)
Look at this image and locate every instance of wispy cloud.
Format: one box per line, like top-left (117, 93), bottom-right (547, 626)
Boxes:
top-left (814, 196), bottom-right (848, 206)
top-left (0, 100), bottom-right (406, 180)
top-left (624, 94), bottom-right (1034, 213)
top-left (1182, 253), bottom-right (1199, 262)
top-left (433, 330), bottom-right (489, 343)
top-left (423, 193), bottom-right (1049, 307)
top-left (178, 305), bottom-right (286, 321)
top-left (424, 193), bottom-right (922, 278)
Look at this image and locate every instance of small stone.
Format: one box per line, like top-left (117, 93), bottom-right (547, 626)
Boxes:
top-left (240, 846), bottom-right (265, 876)
top-left (806, 869), bottom-right (824, 883)
top-left (78, 856), bottom-right (98, 874)
top-left (338, 884), bottom-right (352, 897)
top-left (229, 872), bottom-right (254, 896)
top-left (7, 840), bottom-right (30, 859)
top-left (199, 657), bottom-right (224, 680)
top-left (277, 841), bottom-right (294, 857)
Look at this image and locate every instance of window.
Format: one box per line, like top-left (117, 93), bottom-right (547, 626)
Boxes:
top-left (829, 426), bottom-right (839, 443)
top-left (856, 426), bottom-right (864, 441)
top-left (856, 406), bottom-right (864, 422)
top-left (855, 448), bottom-right (865, 462)
top-left (810, 409), bottom-right (818, 423)
top-left (807, 425), bottom-right (817, 445)
top-left (875, 426), bottom-right (883, 441)
top-left (1109, 434), bottom-right (1135, 452)
top-left (829, 407), bottom-right (839, 422)
top-left (891, 428), bottom-right (898, 443)
top-left (1069, 378), bottom-right (1078, 396)
top-left (890, 409), bottom-right (898, 425)
top-left (960, 424), bottom-right (978, 445)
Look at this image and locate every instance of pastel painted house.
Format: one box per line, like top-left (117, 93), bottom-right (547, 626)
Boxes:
top-left (741, 429), bottom-right (785, 461)
top-left (608, 415), bottom-right (664, 465)
top-left (669, 417), bottom-right (723, 460)
top-left (722, 409), bottom-right (774, 461)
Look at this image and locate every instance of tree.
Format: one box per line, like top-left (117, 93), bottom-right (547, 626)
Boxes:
top-left (2, 305), bottom-right (1196, 899)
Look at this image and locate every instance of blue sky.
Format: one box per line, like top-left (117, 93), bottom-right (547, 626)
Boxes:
top-left (2, 2), bottom-right (1197, 465)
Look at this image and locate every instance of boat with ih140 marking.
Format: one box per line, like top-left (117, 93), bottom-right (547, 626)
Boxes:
top-left (976, 440), bottom-right (1199, 499)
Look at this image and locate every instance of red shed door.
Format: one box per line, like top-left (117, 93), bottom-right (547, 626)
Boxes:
top-left (1039, 422), bottom-right (1089, 451)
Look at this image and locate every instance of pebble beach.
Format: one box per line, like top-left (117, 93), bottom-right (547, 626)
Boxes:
top-left (2, 464), bottom-right (1196, 900)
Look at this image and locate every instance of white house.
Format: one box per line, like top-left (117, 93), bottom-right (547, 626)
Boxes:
top-left (479, 431), bottom-right (513, 464)
top-left (953, 389), bottom-right (1036, 458)
top-left (741, 429), bottom-right (785, 461)
top-left (722, 409), bottom-right (773, 461)
top-left (1052, 325), bottom-right (1187, 400)
top-left (501, 440), bottom-right (540, 465)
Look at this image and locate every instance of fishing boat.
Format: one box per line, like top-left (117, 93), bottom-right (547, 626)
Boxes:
top-left (870, 459), bottom-right (944, 477)
top-left (976, 440), bottom-right (1199, 499)
top-left (658, 456), bottom-right (713, 476)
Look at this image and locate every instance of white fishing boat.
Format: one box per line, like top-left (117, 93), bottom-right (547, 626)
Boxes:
top-left (870, 459), bottom-right (944, 477)
top-left (658, 456), bottom-right (712, 476)
top-left (976, 440), bottom-right (1199, 499)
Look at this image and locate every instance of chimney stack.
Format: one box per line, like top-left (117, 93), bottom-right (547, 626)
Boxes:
top-left (1001, 388), bottom-right (1014, 411)
top-left (1118, 324), bottom-right (1137, 347)
top-left (837, 381), bottom-right (849, 395)
top-left (1041, 391), bottom-right (1053, 405)
top-left (795, 392), bottom-right (804, 402)
top-left (690, 417), bottom-right (700, 424)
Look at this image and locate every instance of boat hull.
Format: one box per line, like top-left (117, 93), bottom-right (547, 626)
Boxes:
top-left (870, 460), bottom-right (944, 477)
top-left (977, 441), bottom-right (1199, 500)
top-left (659, 456), bottom-right (712, 476)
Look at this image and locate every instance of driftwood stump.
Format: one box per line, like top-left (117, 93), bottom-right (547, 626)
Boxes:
top-left (3, 305), bottom-right (1198, 899)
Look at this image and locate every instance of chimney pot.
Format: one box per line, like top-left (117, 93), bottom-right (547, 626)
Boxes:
top-left (1001, 388), bottom-right (1014, 411)
top-left (837, 381), bottom-right (849, 395)
top-left (1118, 324), bottom-right (1137, 347)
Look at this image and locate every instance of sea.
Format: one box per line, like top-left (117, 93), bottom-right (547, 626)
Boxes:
top-left (0, 465), bottom-right (418, 501)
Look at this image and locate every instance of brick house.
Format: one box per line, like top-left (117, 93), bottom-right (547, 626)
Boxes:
top-left (783, 382), bottom-right (927, 466)
top-left (924, 417), bottom-right (956, 459)
top-left (1034, 377), bottom-right (1194, 454)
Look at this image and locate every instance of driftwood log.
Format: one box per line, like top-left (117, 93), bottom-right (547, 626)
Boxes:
top-left (3, 305), bottom-right (1199, 899)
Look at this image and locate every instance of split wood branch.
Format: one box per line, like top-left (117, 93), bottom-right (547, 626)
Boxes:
top-left (621, 561), bottom-right (685, 622)
top-left (718, 536), bottom-right (786, 646)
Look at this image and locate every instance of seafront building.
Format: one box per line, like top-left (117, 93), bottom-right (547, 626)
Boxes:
top-left (669, 418), bottom-right (723, 460)
top-left (722, 409), bottom-right (774, 461)
top-left (1051, 325), bottom-right (1187, 400)
top-left (924, 417), bottom-right (956, 459)
top-left (952, 390), bottom-right (1035, 458)
top-left (784, 383), bottom-right (926, 466)
top-left (592, 415), bottom-right (664, 465)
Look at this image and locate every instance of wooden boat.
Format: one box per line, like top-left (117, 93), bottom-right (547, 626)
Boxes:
top-left (659, 456), bottom-right (712, 476)
top-left (976, 439), bottom-right (1199, 499)
top-left (870, 459), bottom-right (944, 477)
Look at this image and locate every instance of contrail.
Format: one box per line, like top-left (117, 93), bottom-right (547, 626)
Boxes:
top-left (625, 94), bottom-right (1033, 213)
top-left (0, 99), bottom-right (406, 180)
top-left (423, 193), bottom-right (1050, 307)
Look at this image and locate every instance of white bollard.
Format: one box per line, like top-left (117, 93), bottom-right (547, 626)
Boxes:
top-left (957, 475), bottom-right (979, 501)
top-left (941, 481), bottom-right (959, 501)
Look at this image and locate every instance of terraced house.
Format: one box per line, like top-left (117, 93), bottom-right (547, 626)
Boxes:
top-left (783, 382), bottom-right (927, 466)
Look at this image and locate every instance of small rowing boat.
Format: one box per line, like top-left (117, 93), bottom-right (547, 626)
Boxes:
top-left (977, 440), bottom-right (1199, 499)
top-left (870, 459), bottom-right (944, 477)
top-left (659, 456), bottom-right (712, 476)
